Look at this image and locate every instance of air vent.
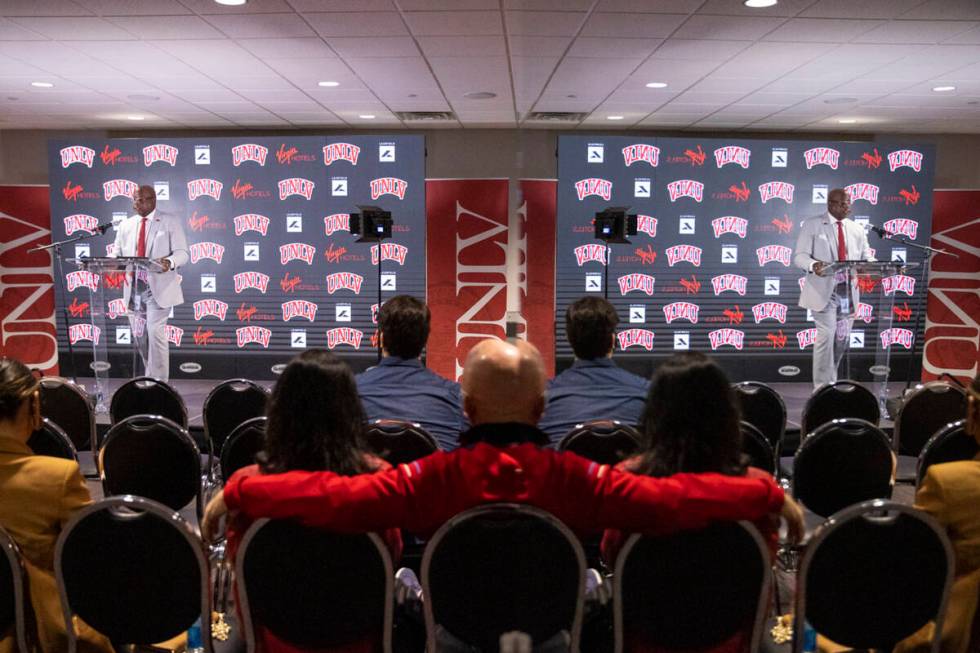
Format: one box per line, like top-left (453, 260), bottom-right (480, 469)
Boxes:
top-left (526, 111), bottom-right (588, 122)
top-left (396, 111), bottom-right (456, 121)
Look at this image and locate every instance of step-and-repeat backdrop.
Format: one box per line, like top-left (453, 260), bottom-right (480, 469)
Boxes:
top-left (47, 135), bottom-right (424, 379)
top-left (557, 135), bottom-right (935, 382)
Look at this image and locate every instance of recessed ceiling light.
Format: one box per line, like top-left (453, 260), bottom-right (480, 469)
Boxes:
top-left (126, 115), bottom-right (145, 121)
top-left (932, 85), bottom-right (956, 92)
top-left (463, 91), bottom-right (497, 100)
top-left (318, 81), bottom-right (339, 87)
top-left (30, 81), bottom-right (54, 88)
top-left (359, 114), bottom-right (376, 119)
top-left (645, 82), bottom-right (668, 89)
top-left (607, 115), bottom-right (625, 120)
top-left (823, 96), bottom-right (857, 105)
top-left (838, 118), bottom-right (857, 124)
top-left (744, 0), bottom-right (778, 6)
top-left (214, 0), bottom-right (247, 5)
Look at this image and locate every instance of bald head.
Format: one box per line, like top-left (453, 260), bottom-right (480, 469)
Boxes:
top-left (461, 339), bottom-right (546, 425)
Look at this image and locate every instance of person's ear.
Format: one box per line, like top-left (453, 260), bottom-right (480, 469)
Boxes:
top-left (30, 391), bottom-right (41, 432)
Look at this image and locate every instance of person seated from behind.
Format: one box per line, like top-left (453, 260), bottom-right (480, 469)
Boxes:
top-left (601, 352), bottom-right (778, 653)
top-left (225, 349), bottom-right (400, 653)
top-left (0, 359), bottom-right (113, 653)
top-left (356, 295), bottom-right (466, 450)
top-left (538, 297), bottom-right (649, 445)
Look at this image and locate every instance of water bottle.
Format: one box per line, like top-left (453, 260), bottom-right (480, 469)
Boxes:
top-left (187, 617), bottom-right (204, 653)
top-left (801, 620), bottom-right (817, 653)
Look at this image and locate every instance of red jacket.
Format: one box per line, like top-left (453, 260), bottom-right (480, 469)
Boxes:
top-left (225, 441), bottom-right (785, 538)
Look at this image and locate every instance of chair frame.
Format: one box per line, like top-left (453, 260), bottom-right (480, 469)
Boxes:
top-left (365, 418), bottom-right (439, 465)
top-left (557, 420), bottom-right (642, 463)
top-left (110, 375), bottom-right (189, 429)
top-left (39, 376), bottom-right (96, 455)
top-left (916, 418), bottom-right (975, 487)
top-left (733, 381), bottom-right (787, 453)
top-left (54, 495), bottom-right (213, 653)
top-left (203, 378), bottom-right (269, 457)
top-left (801, 380), bottom-right (880, 437)
top-left (0, 525), bottom-right (34, 653)
top-left (739, 420), bottom-right (776, 475)
top-left (613, 522), bottom-right (771, 653)
top-left (420, 503), bottom-right (586, 653)
top-left (235, 518), bottom-right (394, 653)
top-left (793, 499), bottom-right (954, 653)
top-left (894, 381), bottom-right (967, 456)
top-left (30, 416), bottom-right (79, 462)
top-left (219, 416), bottom-right (267, 483)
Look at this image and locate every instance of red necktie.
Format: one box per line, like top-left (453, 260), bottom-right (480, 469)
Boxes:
top-left (836, 220), bottom-right (847, 261)
top-left (136, 217), bottom-right (147, 257)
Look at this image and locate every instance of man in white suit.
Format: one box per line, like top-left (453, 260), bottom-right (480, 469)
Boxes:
top-left (793, 188), bottom-right (874, 388)
top-left (112, 185), bottom-right (188, 382)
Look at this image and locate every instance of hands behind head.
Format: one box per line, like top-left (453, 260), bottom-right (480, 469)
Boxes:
top-left (201, 491), bottom-right (227, 544)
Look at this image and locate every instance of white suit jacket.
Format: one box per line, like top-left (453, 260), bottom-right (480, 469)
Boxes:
top-left (112, 210), bottom-right (189, 308)
top-left (793, 213), bottom-right (874, 312)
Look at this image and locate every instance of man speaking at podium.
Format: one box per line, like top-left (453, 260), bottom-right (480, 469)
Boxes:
top-left (112, 185), bottom-right (188, 382)
top-left (794, 188), bottom-right (874, 389)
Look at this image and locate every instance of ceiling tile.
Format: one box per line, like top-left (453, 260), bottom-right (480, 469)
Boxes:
top-left (401, 0), bottom-right (497, 8)
top-left (507, 35), bottom-right (570, 57)
top-left (686, 76), bottom-right (767, 94)
top-left (546, 56), bottom-right (639, 95)
top-left (328, 36), bottom-right (420, 57)
top-left (9, 16), bottom-right (135, 40)
top-left (0, 17), bottom-right (48, 39)
top-left (74, 0), bottom-right (192, 15)
top-left (581, 13), bottom-right (687, 39)
top-left (567, 37), bottom-right (661, 59)
top-left (505, 11), bottom-right (586, 36)
top-left (236, 88), bottom-right (311, 103)
top-left (106, 15), bottom-right (224, 39)
top-left (204, 13), bottom-right (316, 38)
top-left (649, 39), bottom-right (750, 61)
top-left (291, 0), bottom-right (394, 10)
top-left (859, 20), bottom-right (979, 45)
top-left (418, 36), bottom-right (507, 57)
top-left (168, 88), bottom-right (244, 102)
top-left (801, 0), bottom-right (923, 19)
top-left (0, 1), bottom-right (92, 16)
top-left (762, 18), bottom-right (882, 42)
top-left (305, 12), bottom-right (408, 37)
top-left (237, 38), bottom-right (337, 59)
top-left (710, 42), bottom-right (830, 78)
top-left (404, 11), bottom-right (502, 36)
top-left (346, 57), bottom-right (442, 98)
top-left (630, 59), bottom-right (719, 87)
top-left (505, 0), bottom-right (593, 9)
top-left (597, 0), bottom-right (703, 12)
top-left (900, 0), bottom-right (980, 21)
top-left (672, 15), bottom-right (787, 41)
top-left (697, 0), bottom-right (815, 17)
top-left (179, 0), bottom-right (295, 14)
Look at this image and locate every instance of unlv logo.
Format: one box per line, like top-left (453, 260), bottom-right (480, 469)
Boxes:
top-left (574, 244), bottom-right (608, 266)
top-left (882, 274), bottom-right (915, 296)
top-left (888, 149), bottom-right (923, 172)
top-left (233, 272), bottom-right (270, 294)
top-left (234, 214), bottom-right (270, 236)
top-left (232, 143), bottom-right (268, 167)
top-left (758, 181), bottom-right (794, 204)
top-left (752, 302), bottom-right (788, 324)
top-left (574, 178), bottom-right (612, 201)
top-left (323, 142), bottom-right (361, 166)
top-left (883, 219), bottom-right (918, 240)
top-left (665, 245), bottom-right (702, 267)
top-left (636, 215), bottom-right (657, 237)
top-left (102, 179), bottom-right (138, 201)
top-left (712, 274), bottom-right (747, 296)
top-left (236, 326), bottom-right (272, 348)
top-left (107, 298), bottom-right (127, 319)
top-left (844, 183), bottom-right (879, 205)
top-left (327, 327), bottom-right (364, 350)
top-left (142, 144), bottom-right (178, 166)
top-left (60, 146), bottom-right (95, 168)
top-left (63, 214), bottom-right (99, 236)
top-left (68, 324), bottom-right (100, 345)
top-left (166, 325), bottom-right (183, 347)
top-left (797, 328), bottom-right (818, 349)
top-left (711, 216), bottom-right (747, 239)
top-left (66, 271), bottom-right (99, 292)
top-left (324, 214), bottom-right (351, 236)
top-left (371, 243), bottom-right (408, 265)
top-left (278, 177), bottom-right (315, 200)
top-left (187, 178), bottom-right (223, 201)
top-left (713, 146), bottom-right (750, 169)
top-left (756, 245), bottom-right (792, 267)
top-left (880, 328), bottom-right (914, 349)
top-left (618, 273), bottom-right (655, 296)
top-left (280, 243), bottom-right (316, 265)
top-left (370, 177), bottom-right (408, 200)
top-left (617, 329), bottom-right (655, 351)
top-left (326, 272), bottom-right (364, 295)
top-left (855, 302), bottom-right (874, 324)
top-left (193, 299), bottom-right (229, 321)
top-left (189, 242), bottom-right (225, 264)
top-left (803, 147), bottom-right (840, 170)
top-left (622, 144), bottom-right (660, 167)
top-left (282, 300), bottom-right (318, 322)
top-left (663, 302), bottom-right (699, 324)
top-left (666, 179), bottom-right (704, 202)
top-left (708, 328), bottom-right (744, 351)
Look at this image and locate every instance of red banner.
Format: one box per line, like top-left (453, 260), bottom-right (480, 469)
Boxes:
top-left (0, 186), bottom-right (59, 374)
top-left (922, 190), bottom-right (980, 382)
top-left (519, 180), bottom-right (557, 376)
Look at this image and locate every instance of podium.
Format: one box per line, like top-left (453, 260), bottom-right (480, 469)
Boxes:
top-left (824, 260), bottom-right (920, 418)
top-left (70, 256), bottom-right (164, 414)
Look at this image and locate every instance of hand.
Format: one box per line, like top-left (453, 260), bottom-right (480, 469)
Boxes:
top-left (779, 494), bottom-right (805, 545)
top-left (812, 262), bottom-right (827, 277)
top-left (202, 491), bottom-right (228, 543)
top-left (157, 257), bottom-right (172, 272)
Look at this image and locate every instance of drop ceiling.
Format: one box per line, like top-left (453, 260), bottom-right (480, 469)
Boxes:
top-left (0, 0), bottom-right (979, 132)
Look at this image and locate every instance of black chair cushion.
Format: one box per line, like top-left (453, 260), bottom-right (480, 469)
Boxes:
top-left (803, 382), bottom-right (879, 435)
top-left (204, 381), bottom-right (267, 454)
top-left (28, 419), bottom-right (75, 461)
top-left (39, 381), bottom-right (91, 451)
top-left (558, 420), bottom-right (640, 465)
top-left (734, 383), bottom-right (785, 450)
top-left (220, 418), bottom-right (266, 480)
top-left (110, 378), bottom-right (185, 428)
top-left (918, 421), bottom-right (978, 485)
top-left (898, 386), bottom-right (967, 457)
top-left (365, 420), bottom-right (438, 466)
top-left (740, 421), bottom-right (775, 474)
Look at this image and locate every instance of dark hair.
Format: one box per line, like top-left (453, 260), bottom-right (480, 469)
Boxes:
top-left (565, 297), bottom-right (618, 360)
top-left (0, 358), bottom-right (38, 422)
top-left (378, 295), bottom-right (430, 359)
top-left (633, 352), bottom-right (746, 478)
top-left (259, 349), bottom-right (371, 476)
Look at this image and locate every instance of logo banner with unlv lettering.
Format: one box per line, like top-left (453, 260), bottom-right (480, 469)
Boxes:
top-left (519, 180), bottom-right (557, 376)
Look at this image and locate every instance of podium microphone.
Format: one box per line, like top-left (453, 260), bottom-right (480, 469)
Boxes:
top-left (862, 222), bottom-right (888, 238)
top-left (95, 216), bottom-right (126, 234)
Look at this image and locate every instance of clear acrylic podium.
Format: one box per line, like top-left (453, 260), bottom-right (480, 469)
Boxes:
top-left (70, 256), bottom-right (163, 414)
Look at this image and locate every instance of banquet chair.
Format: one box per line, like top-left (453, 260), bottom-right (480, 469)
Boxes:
top-left (740, 420), bottom-right (776, 475)
top-left (733, 381), bottom-right (786, 458)
top-left (365, 418), bottom-right (438, 466)
top-left (0, 524), bottom-right (35, 653)
top-left (28, 417), bottom-right (78, 462)
top-left (894, 382), bottom-right (967, 482)
top-left (801, 380), bottom-right (879, 437)
top-left (917, 419), bottom-right (978, 486)
top-left (219, 416), bottom-right (267, 482)
top-left (558, 420), bottom-right (641, 465)
top-left (110, 376), bottom-right (188, 430)
top-left (203, 379), bottom-right (268, 462)
top-left (38, 376), bottom-right (95, 452)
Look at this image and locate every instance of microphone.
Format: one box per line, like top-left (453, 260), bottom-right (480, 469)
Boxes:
top-left (862, 222), bottom-right (889, 238)
top-left (95, 216), bottom-right (126, 234)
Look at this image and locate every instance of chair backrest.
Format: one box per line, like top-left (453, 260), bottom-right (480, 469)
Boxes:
top-left (220, 416), bottom-right (267, 481)
top-left (0, 525), bottom-right (34, 653)
top-left (55, 496), bottom-right (211, 652)
top-left (793, 418), bottom-right (894, 518)
top-left (28, 417), bottom-right (78, 461)
top-left (39, 377), bottom-right (95, 452)
top-left (895, 382), bottom-right (968, 457)
top-left (732, 381), bottom-right (786, 452)
top-left (99, 415), bottom-right (202, 516)
top-left (739, 421), bottom-right (776, 474)
top-left (237, 519), bottom-right (393, 652)
top-left (801, 380), bottom-right (880, 436)
top-left (421, 503), bottom-right (585, 653)
top-left (614, 522), bottom-right (770, 653)
top-left (557, 420), bottom-right (641, 465)
top-left (794, 500), bottom-right (953, 653)
top-left (917, 419), bottom-right (979, 486)
top-left (110, 376), bottom-right (188, 429)
top-left (203, 379), bottom-right (268, 456)
top-left (364, 419), bottom-right (438, 466)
